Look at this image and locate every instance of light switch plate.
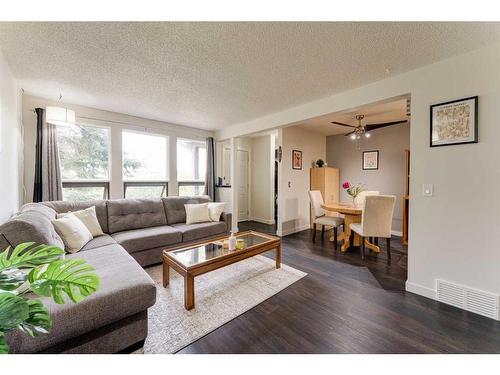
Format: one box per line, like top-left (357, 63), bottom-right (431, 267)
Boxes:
top-left (422, 184), bottom-right (433, 197)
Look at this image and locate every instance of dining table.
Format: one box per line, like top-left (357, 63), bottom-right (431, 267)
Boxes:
top-left (320, 202), bottom-right (381, 253)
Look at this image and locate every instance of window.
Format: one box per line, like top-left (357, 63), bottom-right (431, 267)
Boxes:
top-left (122, 130), bottom-right (168, 199)
top-left (177, 138), bottom-right (206, 196)
top-left (56, 124), bottom-right (110, 201)
top-left (123, 181), bottom-right (168, 199)
top-left (60, 182), bottom-right (109, 201)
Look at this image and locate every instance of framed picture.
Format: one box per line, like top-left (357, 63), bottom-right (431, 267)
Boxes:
top-left (430, 96), bottom-right (478, 147)
top-left (362, 150), bottom-right (379, 170)
top-left (292, 150), bottom-right (302, 170)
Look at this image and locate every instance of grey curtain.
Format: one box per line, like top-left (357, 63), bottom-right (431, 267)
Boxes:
top-left (33, 108), bottom-right (44, 202)
top-left (204, 137), bottom-right (216, 200)
top-left (33, 107), bottom-right (63, 202)
top-left (42, 121), bottom-right (63, 201)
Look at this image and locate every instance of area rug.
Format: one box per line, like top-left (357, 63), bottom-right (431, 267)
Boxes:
top-left (142, 255), bottom-right (306, 354)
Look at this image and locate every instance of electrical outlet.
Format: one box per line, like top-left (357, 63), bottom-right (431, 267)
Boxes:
top-left (422, 184), bottom-right (433, 197)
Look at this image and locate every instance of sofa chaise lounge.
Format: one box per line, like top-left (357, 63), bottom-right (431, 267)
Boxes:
top-left (0, 195), bottom-right (231, 353)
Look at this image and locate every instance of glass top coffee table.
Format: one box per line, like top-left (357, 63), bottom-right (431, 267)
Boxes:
top-left (162, 231), bottom-right (281, 310)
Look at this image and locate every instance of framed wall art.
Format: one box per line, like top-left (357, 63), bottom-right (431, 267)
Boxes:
top-left (292, 149), bottom-right (302, 170)
top-left (430, 96), bottom-right (478, 147)
top-left (362, 150), bottom-right (379, 170)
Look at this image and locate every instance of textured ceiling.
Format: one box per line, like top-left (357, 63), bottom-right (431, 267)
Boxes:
top-left (0, 22), bottom-right (499, 130)
top-left (296, 97), bottom-right (409, 136)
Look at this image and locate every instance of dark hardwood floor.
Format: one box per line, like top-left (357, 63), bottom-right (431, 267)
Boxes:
top-left (178, 221), bottom-right (500, 354)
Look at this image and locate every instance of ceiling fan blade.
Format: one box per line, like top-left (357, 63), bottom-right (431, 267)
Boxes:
top-left (343, 130), bottom-right (356, 137)
top-left (365, 120), bottom-right (408, 131)
top-left (331, 121), bottom-right (357, 128)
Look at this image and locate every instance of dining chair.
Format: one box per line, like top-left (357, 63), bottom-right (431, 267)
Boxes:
top-left (356, 190), bottom-right (380, 244)
top-left (349, 195), bottom-right (396, 262)
top-left (308, 190), bottom-right (344, 249)
top-left (356, 190), bottom-right (380, 208)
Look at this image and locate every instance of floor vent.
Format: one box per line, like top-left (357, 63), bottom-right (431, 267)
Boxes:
top-left (436, 280), bottom-right (499, 320)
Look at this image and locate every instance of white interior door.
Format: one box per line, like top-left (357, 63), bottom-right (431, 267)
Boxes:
top-left (237, 150), bottom-right (249, 221)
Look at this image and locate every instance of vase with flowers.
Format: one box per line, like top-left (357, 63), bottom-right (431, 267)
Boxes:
top-left (342, 181), bottom-right (364, 207)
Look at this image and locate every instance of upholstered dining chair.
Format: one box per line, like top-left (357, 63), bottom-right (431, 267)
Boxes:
top-left (308, 190), bottom-right (344, 249)
top-left (356, 190), bottom-right (380, 208)
top-left (349, 195), bottom-right (396, 262)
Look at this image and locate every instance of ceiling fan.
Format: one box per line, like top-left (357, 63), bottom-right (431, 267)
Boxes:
top-left (331, 114), bottom-right (408, 140)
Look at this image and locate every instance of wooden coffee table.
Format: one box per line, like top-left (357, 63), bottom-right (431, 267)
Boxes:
top-left (162, 230), bottom-right (281, 310)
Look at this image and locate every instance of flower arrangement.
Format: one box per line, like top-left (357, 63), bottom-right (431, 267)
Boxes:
top-left (342, 181), bottom-right (364, 206)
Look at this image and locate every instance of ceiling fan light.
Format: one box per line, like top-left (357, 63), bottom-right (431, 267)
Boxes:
top-left (365, 132), bottom-right (371, 138)
top-left (46, 106), bottom-right (76, 127)
top-left (350, 134), bottom-right (356, 140)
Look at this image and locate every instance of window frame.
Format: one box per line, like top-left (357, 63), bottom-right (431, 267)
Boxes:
top-left (123, 181), bottom-right (169, 199)
top-left (61, 181), bottom-right (110, 200)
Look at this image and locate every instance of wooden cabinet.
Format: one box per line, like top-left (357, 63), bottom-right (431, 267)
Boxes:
top-left (310, 167), bottom-right (340, 226)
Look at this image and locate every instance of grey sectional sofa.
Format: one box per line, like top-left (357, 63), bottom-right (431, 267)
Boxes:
top-left (0, 196), bottom-right (231, 353)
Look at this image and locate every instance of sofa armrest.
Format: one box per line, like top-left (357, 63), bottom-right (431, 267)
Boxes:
top-left (220, 212), bottom-right (232, 233)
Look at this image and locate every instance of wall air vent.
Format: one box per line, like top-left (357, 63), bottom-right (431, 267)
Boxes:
top-left (436, 279), bottom-right (499, 320)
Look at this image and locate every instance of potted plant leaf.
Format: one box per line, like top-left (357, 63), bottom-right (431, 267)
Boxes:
top-left (0, 242), bottom-right (100, 353)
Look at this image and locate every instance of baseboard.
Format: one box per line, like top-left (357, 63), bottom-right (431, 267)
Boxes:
top-left (277, 224), bottom-right (310, 237)
top-left (405, 281), bottom-right (436, 300)
top-left (391, 230), bottom-right (403, 237)
top-left (249, 217), bottom-right (275, 225)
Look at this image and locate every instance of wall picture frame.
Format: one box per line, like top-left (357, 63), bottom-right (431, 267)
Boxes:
top-left (362, 150), bottom-right (379, 170)
top-left (292, 149), bottom-right (302, 170)
top-left (430, 96), bottom-right (478, 147)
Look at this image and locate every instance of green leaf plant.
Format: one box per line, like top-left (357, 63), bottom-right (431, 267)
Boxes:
top-left (0, 242), bottom-right (100, 353)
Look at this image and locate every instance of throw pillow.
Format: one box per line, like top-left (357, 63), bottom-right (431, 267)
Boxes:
top-left (52, 213), bottom-right (93, 253)
top-left (185, 203), bottom-right (211, 225)
top-left (58, 206), bottom-right (104, 237)
top-left (208, 202), bottom-right (226, 222)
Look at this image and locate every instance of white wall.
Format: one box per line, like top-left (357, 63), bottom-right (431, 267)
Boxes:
top-left (326, 123), bottom-right (410, 233)
top-left (278, 126), bottom-right (326, 236)
top-left (250, 135), bottom-right (275, 224)
top-left (0, 48), bottom-right (22, 222)
top-left (216, 42), bottom-right (500, 307)
top-left (22, 94), bottom-right (213, 203)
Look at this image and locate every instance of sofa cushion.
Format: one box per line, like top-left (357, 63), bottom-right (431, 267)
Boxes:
top-left (171, 221), bottom-right (227, 243)
top-left (185, 203), bottom-right (211, 225)
top-left (81, 234), bottom-right (117, 251)
top-left (107, 199), bottom-right (167, 234)
top-left (57, 206), bottom-right (104, 237)
top-left (162, 196), bottom-right (211, 225)
top-left (0, 204), bottom-right (64, 249)
top-left (51, 213), bottom-right (94, 253)
top-left (111, 225), bottom-right (182, 254)
top-left (43, 200), bottom-right (109, 233)
top-left (5, 245), bottom-right (156, 353)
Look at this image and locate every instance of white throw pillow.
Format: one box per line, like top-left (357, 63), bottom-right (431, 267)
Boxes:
top-left (52, 213), bottom-right (93, 253)
top-left (208, 202), bottom-right (226, 222)
top-left (185, 203), bottom-right (211, 225)
top-left (58, 206), bottom-right (104, 237)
